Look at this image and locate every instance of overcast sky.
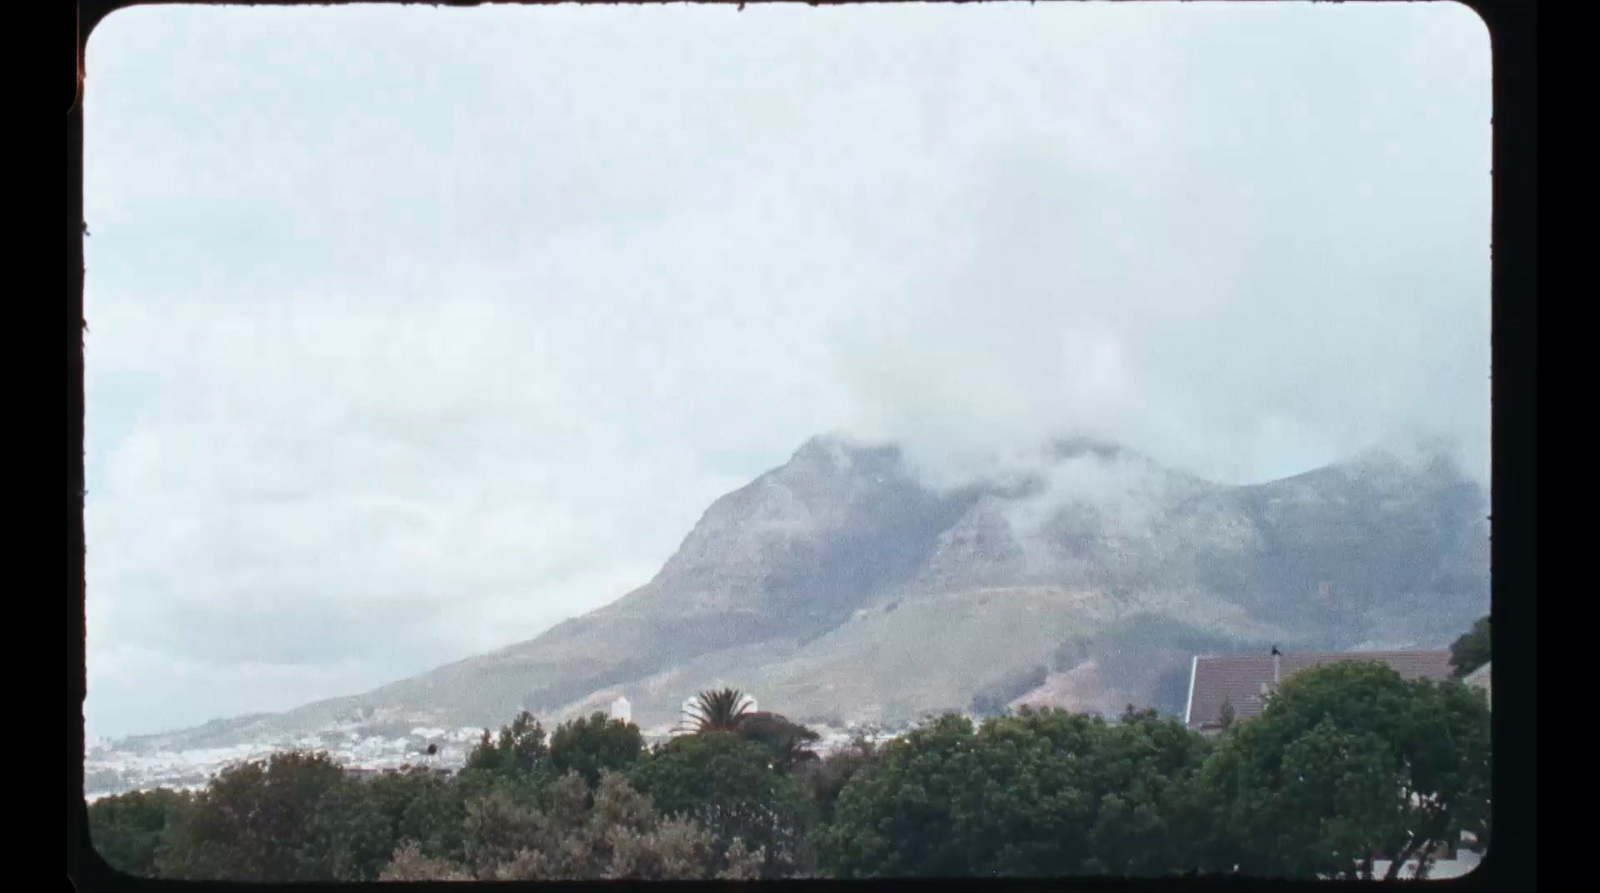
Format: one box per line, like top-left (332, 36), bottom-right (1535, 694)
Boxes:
top-left (82, 1), bottom-right (1491, 741)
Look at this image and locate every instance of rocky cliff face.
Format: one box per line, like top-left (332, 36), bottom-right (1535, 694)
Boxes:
top-left (116, 434), bottom-right (1489, 749)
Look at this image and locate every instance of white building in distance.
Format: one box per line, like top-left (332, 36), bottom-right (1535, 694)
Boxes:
top-left (610, 696), bottom-right (632, 724)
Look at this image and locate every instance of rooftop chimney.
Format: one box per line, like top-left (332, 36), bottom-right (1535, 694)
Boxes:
top-left (1270, 645), bottom-right (1282, 685)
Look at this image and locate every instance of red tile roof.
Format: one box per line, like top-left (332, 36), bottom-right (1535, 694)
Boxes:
top-left (1185, 650), bottom-right (1455, 730)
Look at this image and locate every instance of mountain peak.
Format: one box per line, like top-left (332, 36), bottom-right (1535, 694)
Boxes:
top-left (108, 431), bottom-right (1489, 769)
top-left (785, 434), bottom-right (905, 479)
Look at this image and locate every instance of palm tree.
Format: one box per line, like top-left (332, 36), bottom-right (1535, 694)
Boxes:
top-left (683, 687), bottom-right (754, 734)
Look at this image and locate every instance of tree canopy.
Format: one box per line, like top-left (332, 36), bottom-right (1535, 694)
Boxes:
top-left (318, 766), bottom-right (467, 880)
top-left (629, 731), bottom-right (816, 877)
top-left (1192, 660), bottom-right (1491, 880)
top-left (86, 670), bottom-right (1491, 883)
top-left (87, 788), bottom-right (191, 877)
top-left (1450, 615), bottom-right (1491, 677)
top-left (794, 735), bottom-right (877, 825)
top-left (820, 707), bottom-right (1211, 878)
top-left (550, 711), bottom-right (645, 787)
top-left (466, 710), bottom-right (551, 777)
top-left (378, 771), bottom-right (764, 881)
top-left (734, 711), bottom-right (821, 773)
top-left (154, 750), bottom-right (346, 881)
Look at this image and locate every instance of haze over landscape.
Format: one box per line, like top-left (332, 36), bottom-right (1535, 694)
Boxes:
top-left (82, 0), bottom-right (1490, 799)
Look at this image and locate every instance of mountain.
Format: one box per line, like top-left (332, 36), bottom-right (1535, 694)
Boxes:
top-left (108, 434), bottom-right (1489, 753)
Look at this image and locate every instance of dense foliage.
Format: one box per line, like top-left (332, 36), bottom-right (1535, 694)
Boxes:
top-left (820, 706), bottom-right (1210, 877)
top-left (629, 730), bottom-right (817, 877)
top-left (85, 788), bottom-right (191, 877)
top-left (88, 648), bottom-right (1491, 881)
top-left (1188, 660), bottom-right (1491, 880)
top-left (154, 751), bottom-right (347, 881)
top-left (550, 710), bottom-right (646, 786)
top-left (735, 711), bottom-right (821, 772)
top-left (318, 766), bottom-right (470, 879)
top-left (465, 710), bottom-right (550, 777)
top-left (378, 771), bottom-right (764, 880)
top-left (794, 735), bottom-right (877, 824)
top-left (1450, 614), bottom-right (1491, 677)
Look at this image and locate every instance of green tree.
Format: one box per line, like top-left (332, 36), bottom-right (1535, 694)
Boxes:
top-left (821, 713), bottom-right (1004, 877)
top-left (328, 760), bottom-right (558, 880)
top-left (629, 731), bottom-right (816, 877)
top-left (378, 843), bottom-right (472, 881)
top-left (683, 688), bottom-right (754, 733)
top-left (466, 710), bottom-right (551, 777)
top-left (820, 708), bottom-right (1210, 878)
top-left (1450, 615), bottom-right (1491, 677)
top-left (390, 765), bottom-right (541, 867)
top-left (1197, 660), bottom-right (1491, 880)
top-left (1169, 731), bottom-right (1246, 875)
top-left (794, 735), bottom-right (877, 824)
top-left (735, 711), bottom-right (821, 773)
top-left (1088, 707), bottom-right (1214, 875)
top-left (378, 771), bottom-right (764, 880)
top-left (549, 711), bottom-right (645, 787)
top-left (86, 788), bottom-right (192, 877)
top-left (319, 766), bottom-right (465, 880)
top-left (155, 750), bottom-right (346, 881)
top-left (679, 690), bottom-right (819, 773)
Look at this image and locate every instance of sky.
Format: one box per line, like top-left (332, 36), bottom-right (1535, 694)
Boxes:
top-left (81, 0), bottom-right (1492, 741)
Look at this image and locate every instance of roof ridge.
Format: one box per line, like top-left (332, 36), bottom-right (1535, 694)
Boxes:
top-left (1195, 648), bottom-right (1450, 659)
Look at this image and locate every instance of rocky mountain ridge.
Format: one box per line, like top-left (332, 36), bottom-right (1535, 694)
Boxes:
top-left (101, 434), bottom-right (1489, 755)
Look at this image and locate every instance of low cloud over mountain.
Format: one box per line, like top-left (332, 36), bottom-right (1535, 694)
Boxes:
top-left (115, 433), bottom-right (1488, 752)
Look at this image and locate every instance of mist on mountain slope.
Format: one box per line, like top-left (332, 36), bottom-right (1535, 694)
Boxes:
top-left (102, 431), bottom-right (1488, 758)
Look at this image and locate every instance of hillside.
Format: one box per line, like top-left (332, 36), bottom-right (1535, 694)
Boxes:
top-left (109, 434), bottom-right (1489, 751)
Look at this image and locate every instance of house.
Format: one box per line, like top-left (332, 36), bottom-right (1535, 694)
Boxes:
top-left (1183, 649), bottom-right (1456, 735)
